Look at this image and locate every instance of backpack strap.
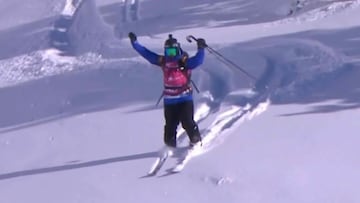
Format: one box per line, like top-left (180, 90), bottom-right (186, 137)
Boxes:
top-left (178, 54), bottom-right (200, 93)
top-left (178, 54), bottom-right (190, 85)
top-left (178, 54), bottom-right (188, 69)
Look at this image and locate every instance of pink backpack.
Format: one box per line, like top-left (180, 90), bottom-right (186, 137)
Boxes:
top-left (160, 55), bottom-right (191, 96)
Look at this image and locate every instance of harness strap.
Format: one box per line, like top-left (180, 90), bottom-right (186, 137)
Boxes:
top-left (163, 85), bottom-right (192, 96)
top-left (155, 54), bottom-right (199, 106)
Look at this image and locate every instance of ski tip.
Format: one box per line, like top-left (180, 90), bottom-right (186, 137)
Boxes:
top-left (171, 164), bottom-right (185, 173)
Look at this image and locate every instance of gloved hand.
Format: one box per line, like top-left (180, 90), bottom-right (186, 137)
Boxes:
top-left (197, 38), bottom-right (207, 49)
top-left (128, 32), bottom-right (137, 43)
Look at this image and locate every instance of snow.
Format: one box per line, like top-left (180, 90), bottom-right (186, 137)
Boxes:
top-left (1, 0), bottom-right (360, 202)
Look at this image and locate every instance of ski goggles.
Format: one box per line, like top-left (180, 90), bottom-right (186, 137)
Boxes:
top-left (165, 47), bottom-right (178, 56)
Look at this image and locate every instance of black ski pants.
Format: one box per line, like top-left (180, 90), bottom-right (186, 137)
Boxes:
top-left (164, 100), bottom-right (201, 147)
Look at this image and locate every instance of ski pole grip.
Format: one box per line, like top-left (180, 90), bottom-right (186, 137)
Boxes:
top-left (186, 35), bottom-right (198, 43)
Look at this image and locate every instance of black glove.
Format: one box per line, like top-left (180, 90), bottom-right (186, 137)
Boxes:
top-left (128, 32), bottom-right (137, 43)
top-left (197, 38), bottom-right (207, 49)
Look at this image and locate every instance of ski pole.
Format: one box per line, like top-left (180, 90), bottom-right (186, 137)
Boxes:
top-left (191, 80), bottom-right (200, 93)
top-left (186, 35), bottom-right (258, 82)
top-left (155, 93), bottom-right (164, 106)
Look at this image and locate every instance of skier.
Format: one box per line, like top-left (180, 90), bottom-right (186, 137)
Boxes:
top-left (128, 32), bottom-right (207, 148)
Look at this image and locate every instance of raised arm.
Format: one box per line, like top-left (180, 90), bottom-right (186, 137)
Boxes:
top-left (186, 48), bottom-right (205, 69)
top-left (185, 38), bottom-right (207, 69)
top-left (129, 32), bottom-right (161, 66)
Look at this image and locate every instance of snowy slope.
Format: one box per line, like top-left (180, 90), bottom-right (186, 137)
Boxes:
top-left (1, 0), bottom-right (360, 202)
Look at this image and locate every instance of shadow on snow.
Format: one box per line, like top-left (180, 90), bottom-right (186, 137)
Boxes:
top-left (0, 151), bottom-right (157, 181)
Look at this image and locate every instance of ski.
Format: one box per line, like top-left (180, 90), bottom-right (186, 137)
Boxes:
top-left (169, 144), bottom-right (203, 173)
top-left (171, 154), bottom-right (192, 173)
top-left (147, 148), bottom-right (169, 176)
top-left (145, 146), bottom-right (193, 176)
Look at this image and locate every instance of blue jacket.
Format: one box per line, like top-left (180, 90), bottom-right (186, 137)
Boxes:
top-left (131, 40), bottom-right (205, 105)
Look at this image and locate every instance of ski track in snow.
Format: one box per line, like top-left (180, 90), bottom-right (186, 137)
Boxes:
top-left (191, 98), bottom-right (271, 156)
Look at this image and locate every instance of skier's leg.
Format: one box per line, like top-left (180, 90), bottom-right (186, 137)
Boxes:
top-left (164, 103), bottom-right (180, 147)
top-left (180, 100), bottom-right (201, 145)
